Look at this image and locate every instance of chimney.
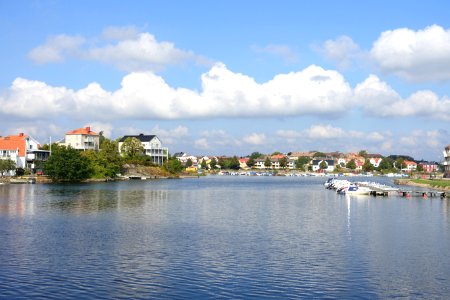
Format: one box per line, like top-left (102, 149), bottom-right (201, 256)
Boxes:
top-left (85, 126), bottom-right (91, 132)
top-left (19, 133), bottom-right (24, 136)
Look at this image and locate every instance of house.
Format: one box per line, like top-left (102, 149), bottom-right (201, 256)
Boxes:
top-left (60, 126), bottom-right (100, 151)
top-left (174, 152), bottom-right (198, 165)
top-left (239, 158), bottom-right (249, 169)
top-left (0, 133), bottom-right (50, 174)
top-left (311, 159), bottom-right (335, 172)
top-left (369, 157), bottom-right (383, 168)
top-left (443, 145), bottom-right (450, 178)
top-left (418, 162), bottom-right (439, 173)
top-left (403, 160), bottom-right (417, 172)
top-left (118, 134), bottom-right (168, 165)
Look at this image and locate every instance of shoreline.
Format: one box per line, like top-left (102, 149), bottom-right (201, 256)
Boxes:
top-left (394, 178), bottom-right (450, 192)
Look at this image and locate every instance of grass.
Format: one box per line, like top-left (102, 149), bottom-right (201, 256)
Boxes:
top-left (411, 179), bottom-right (450, 188)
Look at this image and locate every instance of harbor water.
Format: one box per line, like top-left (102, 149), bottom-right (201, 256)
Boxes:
top-left (0, 176), bottom-right (449, 299)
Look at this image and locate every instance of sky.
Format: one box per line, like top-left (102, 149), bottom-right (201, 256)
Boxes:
top-left (0, 1), bottom-right (449, 161)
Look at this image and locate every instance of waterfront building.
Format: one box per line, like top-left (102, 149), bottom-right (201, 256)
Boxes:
top-left (60, 126), bottom-right (100, 151)
top-left (418, 162), bottom-right (439, 173)
top-left (444, 145), bottom-right (450, 178)
top-left (402, 160), bottom-right (417, 172)
top-left (0, 133), bottom-right (49, 174)
top-left (311, 159), bottom-right (335, 172)
top-left (118, 134), bottom-right (168, 165)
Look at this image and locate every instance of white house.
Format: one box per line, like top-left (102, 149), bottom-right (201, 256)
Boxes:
top-left (60, 126), bottom-right (100, 151)
top-left (311, 159), bottom-right (335, 172)
top-left (118, 134), bottom-right (168, 165)
top-left (0, 133), bottom-right (49, 174)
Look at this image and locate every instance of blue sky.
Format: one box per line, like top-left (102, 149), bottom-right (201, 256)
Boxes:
top-left (0, 1), bottom-right (449, 161)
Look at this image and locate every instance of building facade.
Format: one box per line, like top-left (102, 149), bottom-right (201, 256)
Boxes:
top-left (0, 133), bottom-right (49, 174)
top-left (118, 134), bottom-right (168, 165)
top-left (444, 145), bottom-right (450, 178)
top-left (61, 127), bottom-right (100, 151)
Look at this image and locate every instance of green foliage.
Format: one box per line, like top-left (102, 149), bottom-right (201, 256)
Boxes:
top-left (346, 159), bottom-right (357, 170)
top-left (247, 157), bottom-right (255, 168)
top-left (319, 160), bottom-right (328, 170)
top-left (163, 158), bottom-right (184, 174)
top-left (358, 150), bottom-right (368, 158)
top-left (249, 152), bottom-right (264, 159)
top-left (44, 146), bottom-right (93, 182)
top-left (120, 137), bottom-right (144, 159)
top-left (185, 158), bottom-right (193, 167)
top-left (313, 152), bottom-right (327, 158)
top-left (295, 156), bottom-right (310, 170)
top-left (378, 157), bottom-right (394, 170)
top-left (272, 151), bottom-right (282, 156)
top-left (210, 158), bottom-right (217, 169)
top-left (395, 158), bottom-right (406, 170)
top-left (201, 159), bottom-right (207, 169)
top-left (279, 157), bottom-right (287, 169)
top-left (416, 164), bottom-right (424, 172)
top-left (0, 159), bottom-right (16, 176)
top-left (362, 160), bottom-right (373, 172)
top-left (264, 157), bottom-right (271, 168)
top-left (15, 168), bottom-right (25, 176)
top-left (81, 139), bottom-right (123, 178)
top-left (228, 156), bottom-right (240, 170)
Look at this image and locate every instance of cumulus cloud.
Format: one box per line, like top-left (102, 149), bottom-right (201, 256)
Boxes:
top-left (243, 133), bottom-right (267, 145)
top-left (355, 75), bottom-right (450, 121)
top-left (371, 25), bottom-right (450, 82)
top-left (252, 44), bottom-right (299, 64)
top-left (28, 27), bottom-right (206, 72)
top-left (28, 34), bottom-right (85, 64)
top-left (0, 63), bottom-right (355, 121)
top-left (316, 35), bottom-right (362, 69)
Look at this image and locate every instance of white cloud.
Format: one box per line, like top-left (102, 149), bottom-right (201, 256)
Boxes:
top-left (28, 27), bottom-right (206, 72)
top-left (252, 44), bottom-right (299, 63)
top-left (355, 75), bottom-right (450, 121)
top-left (243, 133), bottom-right (266, 145)
top-left (371, 25), bottom-right (450, 82)
top-left (316, 35), bottom-right (362, 69)
top-left (194, 138), bottom-right (209, 149)
top-left (86, 122), bottom-right (113, 138)
top-left (28, 34), bottom-right (85, 64)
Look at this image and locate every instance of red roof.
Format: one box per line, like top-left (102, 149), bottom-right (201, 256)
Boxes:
top-left (0, 133), bottom-right (28, 157)
top-left (66, 126), bottom-right (98, 136)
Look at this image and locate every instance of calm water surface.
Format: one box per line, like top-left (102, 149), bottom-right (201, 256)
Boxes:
top-left (0, 176), bottom-right (449, 299)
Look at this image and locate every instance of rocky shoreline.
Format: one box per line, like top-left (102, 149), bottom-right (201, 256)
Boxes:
top-left (394, 179), bottom-right (450, 192)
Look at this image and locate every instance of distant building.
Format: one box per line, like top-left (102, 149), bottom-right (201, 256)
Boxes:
top-left (403, 160), bottom-right (417, 172)
top-left (311, 159), bottom-right (335, 172)
top-left (118, 134), bottom-right (168, 165)
top-left (444, 145), bottom-right (450, 178)
top-left (60, 126), bottom-right (100, 151)
top-left (418, 162), bottom-right (439, 173)
top-left (0, 133), bottom-right (49, 174)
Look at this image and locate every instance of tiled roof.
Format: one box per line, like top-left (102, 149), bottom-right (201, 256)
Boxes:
top-left (66, 126), bottom-right (98, 136)
top-left (0, 133), bottom-right (28, 157)
top-left (119, 134), bottom-right (156, 143)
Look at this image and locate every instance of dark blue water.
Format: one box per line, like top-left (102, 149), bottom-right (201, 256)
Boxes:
top-left (0, 176), bottom-right (449, 299)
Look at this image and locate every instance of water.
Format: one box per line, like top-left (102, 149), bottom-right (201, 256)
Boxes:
top-left (0, 176), bottom-right (449, 299)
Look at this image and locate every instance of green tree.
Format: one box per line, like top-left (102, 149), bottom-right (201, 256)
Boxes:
top-left (120, 137), bottom-right (144, 159)
top-left (295, 156), bottom-right (310, 170)
top-left (201, 159), bottom-right (207, 169)
top-left (378, 157), bottom-right (394, 170)
top-left (395, 158), bottom-right (406, 170)
top-left (229, 156), bottom-right (240, 170)
top-left (210, 158), bottom-right (217, 169)
top-left (362, 160), bottom-right (373, 172)
top-left (247, 157), bottom-right (255, 168)
top-left (358, 150), bottom-right (368, 158)
top-left (319, 160), bottom-right (328, 170)
top-left (417, 164), bottom-right (424, 172)
top-left (249, 152), bottom-right (264, 159)
top-left (85, 139), bottom-right (123, 178)
top-left (163, 158), bottom-right (184, 174)
top-left (272, 151), bottom-right (282, 156)
top-left (279, 157), bottom-right (287, 169)
top-left (44, 146), bottom-right (93, 182)
top-left (185, 158), bottom-right (193, 167)
top-left (264, 157), bottom-right (272, 169)
top-left (313, 152), bottom-right (327, 158)
top-left (346, 159), bottom-right (357, 170)
top-left (0, 159), bottom-right (16, 176)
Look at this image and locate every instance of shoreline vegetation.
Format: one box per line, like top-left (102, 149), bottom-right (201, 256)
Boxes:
top-left (394, 178), bottom-right (450, 191)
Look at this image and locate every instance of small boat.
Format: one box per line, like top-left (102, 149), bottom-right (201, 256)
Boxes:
top-left (339, 185), bottom-right (372, 195)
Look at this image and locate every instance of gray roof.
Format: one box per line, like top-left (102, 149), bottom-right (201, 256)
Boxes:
top-left (119, 134), bottom-right (156, 143)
